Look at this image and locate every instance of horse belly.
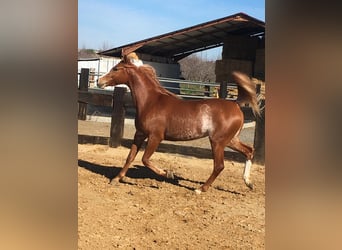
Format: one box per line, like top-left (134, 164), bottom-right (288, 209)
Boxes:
top-left (165, 128), bottom-right (206, 141)
top-left (164, 116), bottom-right (209, 141)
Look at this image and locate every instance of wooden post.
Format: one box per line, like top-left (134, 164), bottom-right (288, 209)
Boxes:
top-left (253, 99), bottom-right (265, 165)
top-left (78, 68), bottom-right (89, 120)
top-left (109, 87), bottom-right (127, 147)
top-left (219, 82), bottom-right (228, 99)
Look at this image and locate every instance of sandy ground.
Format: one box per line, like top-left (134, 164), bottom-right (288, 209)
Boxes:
top-left (78, 119), bottom-right (265, 249)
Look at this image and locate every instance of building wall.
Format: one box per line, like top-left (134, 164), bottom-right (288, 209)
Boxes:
top-left (78, 56), bottom-right (181, 79)
top-left (137, 53), bottom-right (181, 78)
top-left (145, 61), bottom-right (181, 78)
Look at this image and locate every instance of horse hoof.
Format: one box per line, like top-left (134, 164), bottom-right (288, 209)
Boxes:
top-left (109, 178), bottom-right (123, 186)
top-left (110, 178), bottom-right (120, 185)
top-left (194, 189), bottom-right (202, 195)
top-left (245, 182), bottom-right (254, 190)
top-left (166, 170), bottom-right (174, 179)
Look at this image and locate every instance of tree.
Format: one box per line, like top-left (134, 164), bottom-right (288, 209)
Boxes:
top-left (78, 48), bottom-right (99, 59)
top-left (99, 41), bottom-right (111, 52)
top-left (179, 54), bottom-right (216, 82)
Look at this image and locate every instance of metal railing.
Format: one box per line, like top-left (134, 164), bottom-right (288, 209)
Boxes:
top-left (78, 71), bottom-right (238, 100)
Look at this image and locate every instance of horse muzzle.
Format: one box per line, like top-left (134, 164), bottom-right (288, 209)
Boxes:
top-left (97, 78), bottom-right (106, 89)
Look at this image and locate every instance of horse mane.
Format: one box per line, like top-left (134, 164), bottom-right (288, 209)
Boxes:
top-left (137, 65), bottom-right (180, 98)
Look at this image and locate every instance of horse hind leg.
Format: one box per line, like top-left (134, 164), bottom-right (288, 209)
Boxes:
top-left (228, 137), bottom-right (255, 190)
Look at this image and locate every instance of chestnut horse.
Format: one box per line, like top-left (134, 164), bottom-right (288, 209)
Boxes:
top-left (98, 55), bottom-right (260, 194)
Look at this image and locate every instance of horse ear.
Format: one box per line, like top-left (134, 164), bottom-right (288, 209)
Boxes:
top-left (121, 45), bottom-right (143, 63)
top-left (121, 49), bottom-right (128, 63)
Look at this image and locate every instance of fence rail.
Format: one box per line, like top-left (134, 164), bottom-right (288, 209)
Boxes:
top-left (78, 71), bottom-right (239, 100)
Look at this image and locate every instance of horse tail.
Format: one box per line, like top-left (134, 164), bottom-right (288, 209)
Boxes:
top-left (232, 71), bottom-right (260, 116)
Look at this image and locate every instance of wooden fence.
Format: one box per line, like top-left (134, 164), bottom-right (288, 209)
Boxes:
top-left (78, 68), bottom-right (265, 164)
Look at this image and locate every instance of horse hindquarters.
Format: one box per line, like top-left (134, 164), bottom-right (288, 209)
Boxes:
top-left (196, 101), bottom-right (244, 193)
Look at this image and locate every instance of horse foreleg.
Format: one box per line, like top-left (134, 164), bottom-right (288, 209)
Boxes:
top-left (228, 137), bottom-right (254, 189)
top-left (195, 140), bottom-right (225, 194)
top-left (111, 131), bottom-right (146, 184)
top-left (141, 136), bottom-right (172, 178)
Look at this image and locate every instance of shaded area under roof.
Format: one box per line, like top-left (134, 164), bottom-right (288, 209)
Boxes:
top-left (98, 12), bottom-right (265, 62)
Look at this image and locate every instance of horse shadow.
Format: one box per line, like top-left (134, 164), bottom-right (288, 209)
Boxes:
top-left (78, 137), bottom-right (247, 163)
top-left (78, 159), bottom-right (245, 195)
top-left (120, 138), bottom-right (246, 162)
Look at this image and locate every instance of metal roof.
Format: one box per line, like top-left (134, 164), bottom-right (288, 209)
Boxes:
top-left (98, 12), bottom-right (265, 61)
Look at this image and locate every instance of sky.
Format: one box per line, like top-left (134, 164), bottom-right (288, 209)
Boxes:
top-left (78, 0), bottom-right (265, 59)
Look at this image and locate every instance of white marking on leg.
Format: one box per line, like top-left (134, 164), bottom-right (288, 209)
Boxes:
top-left (243, 160), bottom-right (252, 185)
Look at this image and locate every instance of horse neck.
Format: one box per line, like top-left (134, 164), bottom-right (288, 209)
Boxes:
top-left (127, 69), bottom-right (162, 115)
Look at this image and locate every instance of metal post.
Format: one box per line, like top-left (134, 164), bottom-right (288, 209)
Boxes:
top-left (219, 82), bottom-right (228, 99)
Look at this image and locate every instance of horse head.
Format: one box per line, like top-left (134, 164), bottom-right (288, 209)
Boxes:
top-left (97, 59), bottom-right (133, 89)
top-left (97, 52), bottom-right (143, 89)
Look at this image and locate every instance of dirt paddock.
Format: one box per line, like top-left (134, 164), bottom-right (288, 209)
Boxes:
top-left (78, 120), bottom-right (265, 249)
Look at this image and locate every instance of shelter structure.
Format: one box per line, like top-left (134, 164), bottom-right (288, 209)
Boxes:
top-left (98, 12), bottom-right (265, 81)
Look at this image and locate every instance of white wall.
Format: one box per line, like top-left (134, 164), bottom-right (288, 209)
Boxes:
top-left (144, 61), bottom-right (181, 78)
top-left (78, 57), bottom-right (121, 89)
top-left (78, 57), bottom-right (121, 79)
